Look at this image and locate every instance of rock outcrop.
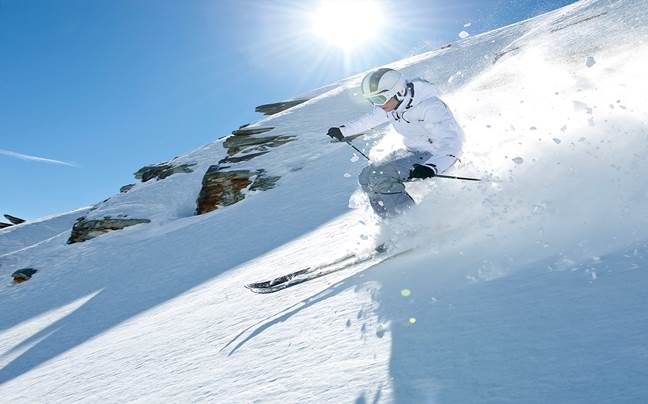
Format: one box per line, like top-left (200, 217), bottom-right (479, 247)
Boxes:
top-left (223, 127), bottom-right (295, 156)
top-left (218, 151), bottom-right (269, 165)
top-left (494, 47), bottom-right (521, 64)
top-left (68, 216), bottom-right (151, 244)
top-left (255, 99), bottom-right (309, 115)
top-left (120, 184), bottom-right (136, 193)
top-left (195, 168), bottom-right (254, 214)
top-left (134, 162), bottom-right (196, 182)
top-left (195, 167), bottom-right (280, 215)
top-left (12, 268), bottom-right (38, 284)
top-left (249, 169), bottom-right (281, 192)
top-left (4, 214), bottom-right (25, 225)
top-left (231, 126), bottom-right (274, 137)
top-left (194, 125), bottom-right (291, 215)
top-left (0, 213), bottom-right (26, 228)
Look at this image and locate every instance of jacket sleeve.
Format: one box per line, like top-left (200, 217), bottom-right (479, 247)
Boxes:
top-left (418, 98), bottom-right (464, 173)
top-left (339, 108), bottom-right (389, 137)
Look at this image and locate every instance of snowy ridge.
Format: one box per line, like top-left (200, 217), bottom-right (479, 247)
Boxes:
top-left (2, 0), bottom-right (648, 402)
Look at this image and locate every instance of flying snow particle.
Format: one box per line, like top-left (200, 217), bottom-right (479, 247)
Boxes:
top-left (464, 22), bottom-right (472, 27)
top-left (586, 56), bottom-right (596, 67)
top-left (448, 70), bottom-right (463, 83)
top-left (408, 317), bottom-right (417, 324)
top-left (344, 173), bottom-right (352, 178)
top-left (459, 31), bottom-right (470, 39)
top-left (512, 157), bottom-right (524, 165)
top-left (350, 153), bottom-right (359, 162)
top-left (401, 289), bottom-right (412, 297)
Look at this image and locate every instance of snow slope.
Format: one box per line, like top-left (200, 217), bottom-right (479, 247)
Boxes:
top-left (2, 0), bottom-right (648, 402)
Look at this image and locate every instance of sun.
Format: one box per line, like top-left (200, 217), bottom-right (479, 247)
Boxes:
top-left (310, 0), bottom-right (384, 52)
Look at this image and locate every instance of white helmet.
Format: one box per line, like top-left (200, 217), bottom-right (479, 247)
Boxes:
top-left (360, 68), bottom-right (407, 105)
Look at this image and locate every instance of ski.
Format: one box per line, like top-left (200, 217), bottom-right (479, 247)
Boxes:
top-left (245, 246), bottom-right (411, 294)
top-left (245, 252), bottom-right (357, 290)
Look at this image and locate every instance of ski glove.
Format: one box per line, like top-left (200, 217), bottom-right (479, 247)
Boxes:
top-left (408, 163), bottom-right (437, 180)
top-left (326, 127), bottom-right (345, 142)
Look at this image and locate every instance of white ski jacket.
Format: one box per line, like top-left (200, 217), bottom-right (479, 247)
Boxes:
top-left (340, 79), bottom-right (463, 172)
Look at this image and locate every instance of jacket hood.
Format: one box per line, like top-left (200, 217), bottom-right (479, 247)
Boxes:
top-left (395, 79), bottom-right (438, 113)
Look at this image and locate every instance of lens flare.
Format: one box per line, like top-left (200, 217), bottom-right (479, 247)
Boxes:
top-left (310, 0), bottom-right (384, 52)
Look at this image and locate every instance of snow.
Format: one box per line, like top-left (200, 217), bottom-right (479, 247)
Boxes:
top-left (2, 0), bottom-right (648, 402)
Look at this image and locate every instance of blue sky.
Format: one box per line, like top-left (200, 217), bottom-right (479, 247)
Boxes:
top-left (1, 0), bottom-right (576, 220)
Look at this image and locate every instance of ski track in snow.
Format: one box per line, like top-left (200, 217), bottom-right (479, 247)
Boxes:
top-left (2, 0), bottom-right (648, 402)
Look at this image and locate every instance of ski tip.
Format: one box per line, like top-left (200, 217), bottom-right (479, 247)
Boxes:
top-left (245, 286), bottom-right (278, 294)
top-left (374, 243), bottom-right (388, 254)
top-left (244, 283), bottom-right (263, 291)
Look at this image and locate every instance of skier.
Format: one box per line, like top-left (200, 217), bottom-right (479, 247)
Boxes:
top-left (327, 68), bottom-right (464, 218)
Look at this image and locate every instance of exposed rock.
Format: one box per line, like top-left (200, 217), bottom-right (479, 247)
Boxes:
top-left (223, 126), bottom-right (296, 157)
top-left (551, 12), bottom-right (608, 33)
top-left (255, 99), bottom-right (309, 115)
top-left (12, 268), bottom-right (38, 284)
top-left (120, 184), bottom-right (136, 193)
top-left (89, 198), bottom-right (111, 212)
top-left (195, 124), bottom-right (288, 214)
top-left (134, 162), bottom-right (196, 182)
top-left (231, 127), bottom-right (274, 137)
top-left (134, 163), bottom-right (171, 182)
top-left (223, 134), bottom-right (296, 156)
top-left (195, 167), bottom-right (255, 215)
top-left (249, 170), bottom-right (281, 191)
top-left (195, 167), bottom-right (282, 215)
top-left (4, 214), bottom-right (25, 225)
top-left (218, 151), bottom-right (269, 165)
top-left (0, 222), bottom-right (12, 229)
top-left (494, 47), bottom-right (521, 64)
top-left (67, 216), bottom-right (151, 244)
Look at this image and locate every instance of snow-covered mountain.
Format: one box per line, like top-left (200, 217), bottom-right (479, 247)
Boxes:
top-left (2, 0), bottom-right (648, 402)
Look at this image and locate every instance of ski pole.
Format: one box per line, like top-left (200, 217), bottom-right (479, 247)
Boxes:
top-left (343, 139), bottom-right (481, 182)
top-left (344, 139), bottom-right (370, 160)
top-left (435, 174), bottom-right (481, 182)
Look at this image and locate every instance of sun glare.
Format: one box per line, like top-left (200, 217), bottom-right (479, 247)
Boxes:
top-left (311, 0), bottom-right (384, 52)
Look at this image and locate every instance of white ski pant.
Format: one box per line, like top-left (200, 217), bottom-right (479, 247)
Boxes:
top-left (358, 151), bottom-right (457, 217)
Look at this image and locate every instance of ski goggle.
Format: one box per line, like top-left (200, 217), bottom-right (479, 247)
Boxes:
top-left (366, 90), bottom-right (395, 106)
